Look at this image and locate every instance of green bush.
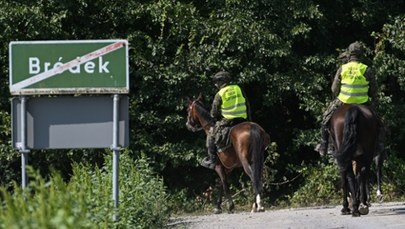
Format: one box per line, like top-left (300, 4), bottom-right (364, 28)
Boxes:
top-left (377, 153), bottom-right (405, 201)
top-left (288, 152), bottom-right (405, 207)
top-left (289, 160), bottom-right (341, 207)
top-left (0, 152), bottom-right (169, 229)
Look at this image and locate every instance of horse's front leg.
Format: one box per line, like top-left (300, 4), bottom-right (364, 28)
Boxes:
top-left (213, 180), bottom-right (223, 214)
top-left (214, 166), bottom-right (234, 214)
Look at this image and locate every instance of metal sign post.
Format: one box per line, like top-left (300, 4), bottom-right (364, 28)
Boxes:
top-left (112, 94), bottom-right (120, 221)
top-left (19, 96), bottom-right (30, 188)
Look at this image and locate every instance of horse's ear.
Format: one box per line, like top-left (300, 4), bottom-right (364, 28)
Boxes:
top-left (197, 93), bottom-right (204, 102)
top-left (187, 97), bottom-right (192, 105)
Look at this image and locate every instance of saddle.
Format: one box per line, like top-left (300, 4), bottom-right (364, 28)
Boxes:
top-left (214, 118), bottom-right (246, 152)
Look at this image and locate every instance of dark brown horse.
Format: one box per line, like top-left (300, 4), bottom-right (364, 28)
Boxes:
top-left (186, 95), bottom-right (270, 213)
top-left (329, 104), bottom-right (378, 217)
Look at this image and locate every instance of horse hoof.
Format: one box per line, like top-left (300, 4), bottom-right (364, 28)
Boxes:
top-left (341, 208), bottom-right (351, 215)
top-left (377, 194), bottom-right (384, 203)
top-left (251, 203), bottom-right (257, 213)
top-left (213, 208), bottom-right (222, 214)
top-left (359, 204), bottom-right (369, 215)
top-left (352, 211), bottom-right (361, 217)
top-left (228, 204), bottom-right (235, 214)
top-left (257, 206), bottom-right (265, 212)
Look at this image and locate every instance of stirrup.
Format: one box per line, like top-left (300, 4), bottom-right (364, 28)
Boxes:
top-left (327, 144), bottom-right (334, 154)
top-left (201, 158), bottom-right (216, 169)
top-left (315, 144), bottom-right (327, 155)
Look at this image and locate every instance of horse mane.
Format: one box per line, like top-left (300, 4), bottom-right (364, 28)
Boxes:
top-left (194, 99), bottom-right (215, 125)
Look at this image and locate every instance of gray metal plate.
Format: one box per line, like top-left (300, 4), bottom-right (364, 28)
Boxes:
top-left (12, 95), bottom-right (129, 149)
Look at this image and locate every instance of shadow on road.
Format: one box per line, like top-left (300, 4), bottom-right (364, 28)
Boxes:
top-left (372, 206), bottom-right (405, 216)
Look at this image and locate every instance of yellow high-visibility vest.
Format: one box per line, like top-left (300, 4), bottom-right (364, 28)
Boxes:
top-left (337, 61), bottom-right (369, 104)
top-left (218, 85), bottom-right (247, 119)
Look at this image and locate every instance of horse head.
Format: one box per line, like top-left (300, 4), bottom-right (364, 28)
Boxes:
top-left (186, 95), bottom-right (205, 132)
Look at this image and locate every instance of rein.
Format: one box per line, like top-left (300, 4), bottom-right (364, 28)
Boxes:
top-left (187, 100), bottom-right (213, 132)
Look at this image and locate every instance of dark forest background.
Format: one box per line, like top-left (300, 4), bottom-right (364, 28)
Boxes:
top-left (0, 0), bottom-right (404, 217)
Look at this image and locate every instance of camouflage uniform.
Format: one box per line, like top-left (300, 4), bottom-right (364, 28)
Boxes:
top-left (316, 41), bottom-right (385, 155)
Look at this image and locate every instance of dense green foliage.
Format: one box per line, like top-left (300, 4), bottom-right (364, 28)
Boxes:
top-left (0, 153), bottom-right (169, 228)
top-left (0, 0), bottom-right (404, 225)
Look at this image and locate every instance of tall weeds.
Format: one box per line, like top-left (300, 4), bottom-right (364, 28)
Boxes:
top-left (0, 152), bottom-right (169, 229)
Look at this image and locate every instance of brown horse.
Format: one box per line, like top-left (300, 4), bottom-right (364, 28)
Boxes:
top-left (186, 95), bottom-right (270, 214)
top-left (329, 104), bottom-right (378, 217)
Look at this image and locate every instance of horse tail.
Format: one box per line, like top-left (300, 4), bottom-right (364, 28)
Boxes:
top-left (337, 106), bottom-right (360, 170)
top-left (249, 124), bottom-right (265, 194)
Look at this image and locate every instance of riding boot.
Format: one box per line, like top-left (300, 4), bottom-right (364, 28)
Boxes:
top-left (201, 136), bottom-right (218, 170)
top-left (315, 125), bottom-right (329, 156)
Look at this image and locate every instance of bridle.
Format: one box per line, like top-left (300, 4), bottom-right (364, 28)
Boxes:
top-left (186, 100), bottom-right (211, 132)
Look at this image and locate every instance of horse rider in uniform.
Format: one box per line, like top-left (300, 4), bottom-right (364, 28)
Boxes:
top-left (201, 71), bottom-right (251, 169)
top-left (315, 41), bottom-right (385, 155)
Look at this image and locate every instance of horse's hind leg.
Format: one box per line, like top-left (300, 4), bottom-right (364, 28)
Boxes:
top-left (358, 165), bottom-right (370, 215)
top-left (340, 170), bottom-right (351, 215)
top-left (241, 162), bottom-right (258, 212)
top-left (375, 154), bottom-right (384, 202)
top-left (251, 193), bottom-right (264, 213)
top-left (348, 167), bottom-right (361, 217)
top-left (241, 161), bottom-right (264, 213)
top-left (251, 182), bottom-right (264, 213)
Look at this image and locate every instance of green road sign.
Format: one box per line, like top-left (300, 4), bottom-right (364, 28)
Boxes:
top-left (9, 40), bottom-right (129, 95)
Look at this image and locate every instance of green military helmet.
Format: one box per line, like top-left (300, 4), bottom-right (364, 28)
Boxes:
top-left (347, 41), bottom-right (365, 58)
top-left (211, 71), bottom-right (231, 83)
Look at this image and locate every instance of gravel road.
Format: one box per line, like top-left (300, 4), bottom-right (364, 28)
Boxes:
top-left (167, 202), bottom-right (405, 229)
